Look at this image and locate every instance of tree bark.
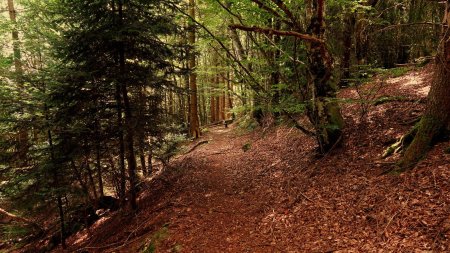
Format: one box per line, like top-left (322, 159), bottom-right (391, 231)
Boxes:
top-left (7, 0), bottom-right (22, 76)
top-left (111, 0), bottom-right (127, 206)
top-left (118, 0), bottom-right (137, 210)
top-left (305, 0), bottom-right (344, 153)
top-left (399, 1), bottom-right (450, 168)
top-left (45, 107), bottom-right (66, 248)
top-left (115, 83), bottom-right (126, 203)
top-left (95, 130), bottom-right (104, 197)
top-left (341, 12), bottom-right (355, 87)
top-left (188, 0), bottom-right (201, 138)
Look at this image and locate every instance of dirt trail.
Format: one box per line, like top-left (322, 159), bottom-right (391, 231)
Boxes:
top-left (61, 65), bottom-right (450, 252)
top-left (159, 127), bottom-right (276, 252)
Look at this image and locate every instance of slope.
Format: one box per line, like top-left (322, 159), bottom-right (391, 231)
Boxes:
top-left (33, 64), bottom-right (450, 252)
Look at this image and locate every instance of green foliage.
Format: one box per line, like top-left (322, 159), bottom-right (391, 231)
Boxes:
top-left (236, 114), bottom-right (258, 132)
top-left (242, 142), bottom-right (251, 152)
top-left (1, 0), bottom-right (187, 236)
top-left (0, 223), bottom-right (31, 243)
top-left (141, 224), bottom-right (170, 253)
top-left (154, 132), bottom-right (187, 163)
top-left (374, 66), bottom-right (412, 78)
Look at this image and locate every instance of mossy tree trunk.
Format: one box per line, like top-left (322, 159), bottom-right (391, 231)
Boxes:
top-left (399, 1), bottom-right (450, 168)
top-left (306, 0), bottom-right (344, 153)
top-left (231, 0), bottom-right (344, 152)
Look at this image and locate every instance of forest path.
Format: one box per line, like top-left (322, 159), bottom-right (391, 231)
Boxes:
top-left (65, 65), bottom-right (450, 253)
top-left (161, 126), bottom-right (276, 252)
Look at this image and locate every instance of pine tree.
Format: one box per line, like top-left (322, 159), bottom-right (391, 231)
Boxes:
top-left (48, 0), bottom-right (181, 210)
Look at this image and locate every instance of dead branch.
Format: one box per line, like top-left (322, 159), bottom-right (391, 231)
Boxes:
top-left (0, 208), bottom-right (42, 231)
top-left (373, 22), bottom-right (443, 34)
top-left (282, 109), bottom-right (316, 136)
top-left (184, 140), bottom-right (209, 155)
top-left (229, 24), bottom-right (324, 44)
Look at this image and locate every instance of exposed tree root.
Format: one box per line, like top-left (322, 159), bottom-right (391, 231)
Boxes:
top-left (382, 124), bottom-right (418, 158)
top-left (373, 96), bottom-right (424, 106)
top-left (184, 140), bottom-right (209, 155)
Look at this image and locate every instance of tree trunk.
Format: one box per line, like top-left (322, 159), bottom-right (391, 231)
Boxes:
top-left (95, 134), bottom-right (104, 197)
top-left (7, 0), bottom-right (22, 75)
top-left (306, 0), bottom-right (344, 153)
top-left (8, 0), bottom-right (28, 164)
top-left (341, 12), bottom-right (355, 87)
top-left (271, 19), bottom-right (281, 110)
top-left (86, 162), bottom-right (98, 200)
top-left (210, 95), bottom-right (216, 123)
top-left (226, 71), bottom-right (233, 119)
top-left (215, 75), bottom-right (221, 122)
top-left (112, 0), bottom-right (126, 206)
top-left (399, 2), bottom-right (450, 168)
top-left (118, 0), bottom-right (137, 210)
top-left (188, 0), bottom-right (201, 138)
top-left (45, 106), bottom-right (66, 248)
top-left (137, 88), bottom-right (147, 176)
top-left (115, 83), bottom-right (126, 203)
top-left (202, 79), bottom-right (208, 124)
top-left (147, 148), bottom-right (153, 175)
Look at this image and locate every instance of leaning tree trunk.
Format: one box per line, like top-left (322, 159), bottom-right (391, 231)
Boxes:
top-left (306, 0), bottom-right (344, 153)
top-left (399, 2), bottom-right (450, 168)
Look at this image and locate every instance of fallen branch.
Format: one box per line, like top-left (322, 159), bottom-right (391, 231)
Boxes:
top-left (299, 192), bottom-right (314, 203)
top-left (184, 140), bottom-right (209, 155)
top-left (282, 109), bottom-right (315, 136)
top-left (0, 208), bottom-right (42, 232)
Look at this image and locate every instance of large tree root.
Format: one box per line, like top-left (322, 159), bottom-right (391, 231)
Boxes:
top-left (382, 124), bottom-right (418, 159)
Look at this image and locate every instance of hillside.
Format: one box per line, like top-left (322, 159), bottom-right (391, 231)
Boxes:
top-left (11, 65), bottom-right (442, 252)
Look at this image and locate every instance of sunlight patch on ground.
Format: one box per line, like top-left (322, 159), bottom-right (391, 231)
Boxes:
top-left (215, 128), bottom-right (231, 133)
top-left (387, 72), bottom-right (430, 96)
top-left (417, 86), bottom-right (430, 96)
top-left (387, 74), bottom-right (422, 86)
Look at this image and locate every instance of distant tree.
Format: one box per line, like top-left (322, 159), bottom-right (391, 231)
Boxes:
top-left (6, 0), bottom-right (29, 164)
top-left (188, 0), bottom-right (201, 138)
